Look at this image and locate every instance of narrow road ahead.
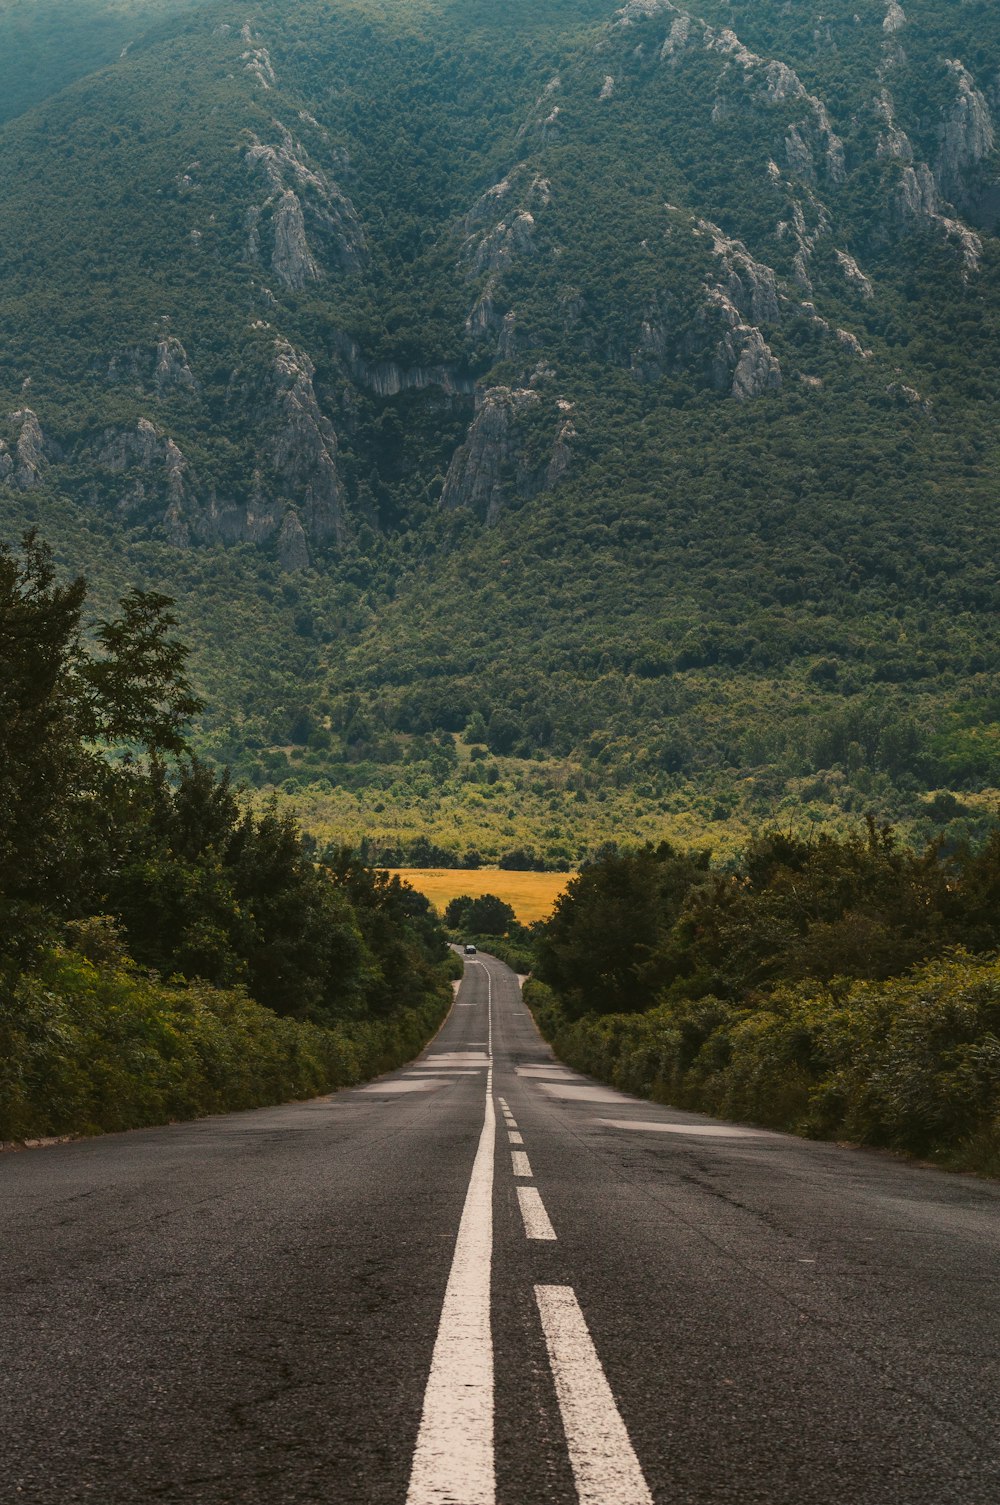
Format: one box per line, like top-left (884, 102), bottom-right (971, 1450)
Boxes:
top-left (3, 953), bottom-right (1000, 1503)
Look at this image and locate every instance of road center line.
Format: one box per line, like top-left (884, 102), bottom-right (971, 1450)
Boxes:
top-left (517, 1187), bottom-right (557, 1241)
top-left (508, 1131), bottom-right (524, 1145)
top-left (511, 1150), bottom-right (532, 1178)
top-left (535, 1286), bottom-right (654, 1505)
top-left (406, 970), bottom-right (495, 1505)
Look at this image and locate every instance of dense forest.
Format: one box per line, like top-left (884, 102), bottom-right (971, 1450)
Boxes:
top-left (1, 0), bottom-right (1000, 865)
top-left (0, 533), bottom-right (455, 1140)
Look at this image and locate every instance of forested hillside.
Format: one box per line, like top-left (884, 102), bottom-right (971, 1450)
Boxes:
top-left (3, 0), bottom-right (1000, 862)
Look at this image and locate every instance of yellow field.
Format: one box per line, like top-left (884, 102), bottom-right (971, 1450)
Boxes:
top-left (387, 869), bottom-right (576, 924)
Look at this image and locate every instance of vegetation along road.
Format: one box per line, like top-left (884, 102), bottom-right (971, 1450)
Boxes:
top-left (4, 953), bottom-right (1000, 1504)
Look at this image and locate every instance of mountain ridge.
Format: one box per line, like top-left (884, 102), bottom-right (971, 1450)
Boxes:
top-left (3, 0), bottom-right (1000, 862)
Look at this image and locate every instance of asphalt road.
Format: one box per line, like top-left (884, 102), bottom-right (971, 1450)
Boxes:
top-left (3, 952), bottom-right (1000, 1504)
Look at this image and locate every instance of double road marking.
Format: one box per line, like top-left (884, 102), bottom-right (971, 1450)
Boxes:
top-left (406, 965), bottom-right (653, 1505)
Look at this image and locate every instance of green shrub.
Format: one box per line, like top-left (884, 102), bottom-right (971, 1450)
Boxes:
top-left (525, 957), bottom-right (1000, 1173)
top-left (0, 947), bottom-right (448, 1141)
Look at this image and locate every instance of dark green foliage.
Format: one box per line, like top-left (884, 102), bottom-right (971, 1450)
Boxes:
top-left (536, 842), bottom-right (711, 1017)
top-left (530, 819), bottom-right (1000, 1167)
top-left (0, 533), bottom-right (198, 964)
top-left (0, 534), bottom-right (453, 1136)
top-left (526, 957), bottom-right (1000, 1173)
top-left (444, 893), bottom-right (517, 935)
top-left (3, 1), bottom-right (1000, 859)
top-left (0, 943), bottom-right (448, 1141)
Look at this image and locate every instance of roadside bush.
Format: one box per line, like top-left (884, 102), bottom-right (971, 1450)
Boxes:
top-left (0, 948), bottom-right (449, 1141)
top-left (524, 955), bottom-right (1000, 1173)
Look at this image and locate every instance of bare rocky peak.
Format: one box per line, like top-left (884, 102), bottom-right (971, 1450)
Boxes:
top-left (154, 337), bottom-right (197, 395)
top-left (874, 89), bottom-right (913, 161)
top-left (661, 14), bottom-right (691, 62)
top-left (835, 328), bottom-right (874, 360)
top-left (271, 190), bottom-right (321, 288)
top-left (701, 288), bottom-right (782, 401)
top-left (883, 3), bottom-right (907, 36)
top-left (599, 76), bottom-right (615, 100)
top-left (516, 75), bottom-right (561, 142)
top-left (462, 168), bottom-right (551, 344)
top-left (260, 338), bottom-right (347, 548)
top-left (699, 220), bottom-right (780, 323)
top-left (729, 328), bottom-right (783, 402)
top-left (875, 89), bottom-right (984, 271)
top-left (107, 338), bottom-right (197, 396)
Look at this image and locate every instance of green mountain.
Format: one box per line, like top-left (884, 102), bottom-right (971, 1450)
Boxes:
top-left (3, 0), bottom-right (1000, 865)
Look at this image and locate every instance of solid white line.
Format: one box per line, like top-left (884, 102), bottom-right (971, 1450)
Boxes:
top-left (406, 981), bottom-right (495, 1503)
top-left (508, 1131), bottom-right (524, 1145)
top-left (535, 1286), bottom-right (653, 1505)
top-left (511, 1150), bottom-right (532, 1178)
top-left (517, 1187), bottom-right (556, 1241)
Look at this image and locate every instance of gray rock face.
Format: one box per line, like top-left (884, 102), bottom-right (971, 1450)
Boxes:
top-left (703, 24), bottom-right (846, 184)
top-left (95, 417), bottom-right (198, 533)
top-left (241, 22), bottom-right (276, 89)
top-left (461, 168), bottom-right (550, 345)
top-left (937, 61), bottom-right (995, 208)
top-left (258, 338), bottom-right (348, 547)
top-left (441, 386), bottom-right (571, 524)
top-left (726, 326), bottom-right (782, 401)
top-left (154, 337), bottom-right (197, 395)
top-left (700, 221), bottom-right (780, 323)
top-left (271, 190), bottom-right (321, 289)
top-left (440, 387), bottom-right (540, 524)
top-left (107, 338), bottom-right (197, 396)
top-left (245, 127), bottom-right (366, 289)
top-left (9, 409), bottom-right (47, 489)
top-left (835, 250), bottom-right (874, 299)
top-left (331, 331), bottom-right (475, 399)
top-left (701, 289), bottom-right (782, 400)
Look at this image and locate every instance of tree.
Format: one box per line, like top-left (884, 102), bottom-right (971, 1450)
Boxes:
top-left (0, 534), bottom-right (201, 968)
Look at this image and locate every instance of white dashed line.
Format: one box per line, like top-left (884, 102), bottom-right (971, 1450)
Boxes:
top-left (535, 1286), bottom-right (653, 1505)
top-left (508, 1131), bottom-right (524, 1145)
top-left (517, 1187), bottom-right (556, 1241)
top-left (406, 973), bottom-right (495, 1505)
top-left (511, 1151), bottom-right (532, 1178)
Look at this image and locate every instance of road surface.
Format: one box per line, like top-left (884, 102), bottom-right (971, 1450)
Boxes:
top-left (3, 952), bottom-right (1000, 1503)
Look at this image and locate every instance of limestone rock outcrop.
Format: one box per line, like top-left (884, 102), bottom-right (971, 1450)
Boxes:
top-left (440, 386), bottom-right (573, 524)
top-left (245, 125), bottom-right (366, 289)
top-left (936, 61), bottom-right (995, 211)
top-left (107, 338), bottom-right (198, 397)
top-left (7, 409), bottom-right (49, 489)
top-left (239, 337), bottom-right (349, 548)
